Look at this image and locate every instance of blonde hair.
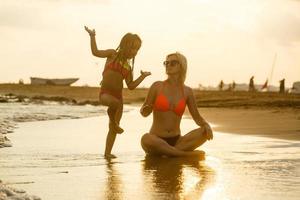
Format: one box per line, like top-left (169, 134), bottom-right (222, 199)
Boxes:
top-left (166, 52), bottom-right (187, 84)
top-left (115, 33), bottom-right (142, 71)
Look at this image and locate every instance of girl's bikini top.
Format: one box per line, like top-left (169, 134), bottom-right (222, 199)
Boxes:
top-left (153, 81), bottom-right (186, 116)
top-left (102, 60), bottom-right (131, 79)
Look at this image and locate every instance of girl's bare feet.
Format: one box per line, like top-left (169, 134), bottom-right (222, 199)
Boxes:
top-left (104, 153), bottom-right (117, 159)
top-left (109, 122), bottom-right (124, 134)
top-left (114, 124), bottom-right (124, 134)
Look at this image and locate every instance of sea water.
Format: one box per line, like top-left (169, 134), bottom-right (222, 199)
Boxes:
top-left (0, 106), bottom-right (299, 200)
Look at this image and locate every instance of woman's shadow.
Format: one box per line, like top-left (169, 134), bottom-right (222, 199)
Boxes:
top-left (142, 155), bottom-right (216, 200)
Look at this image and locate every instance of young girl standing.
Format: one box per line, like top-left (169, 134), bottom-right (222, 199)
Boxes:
top-left (85, 26), bottom-right (151, 158)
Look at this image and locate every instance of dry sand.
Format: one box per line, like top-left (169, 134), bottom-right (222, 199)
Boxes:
top-left (197, 108), bottom-right (300, 141)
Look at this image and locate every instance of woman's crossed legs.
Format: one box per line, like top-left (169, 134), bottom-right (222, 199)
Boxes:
top-left (141, 127), bottom-right (208, 158)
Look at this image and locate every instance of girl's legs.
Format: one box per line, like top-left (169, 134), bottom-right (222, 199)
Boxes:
top-left (99, 93), bottom-right (123, 158)
top-left (99, 93), bottom-right (123, 133)
top-left (115, 102), bottom-right (123, 128)
top-left (105, 129), bottom-right (117, 158)
top-left (104, 103), bottom-right (124, 158)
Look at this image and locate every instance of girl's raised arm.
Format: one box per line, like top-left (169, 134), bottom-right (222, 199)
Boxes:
top-left (84, 26), bottom-right (115, 58)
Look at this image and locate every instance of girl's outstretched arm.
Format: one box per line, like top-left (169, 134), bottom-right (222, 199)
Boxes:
top-left (125, 70), bottom-right (151, 90)
top-left (84, 26), bottom-right (115, 58)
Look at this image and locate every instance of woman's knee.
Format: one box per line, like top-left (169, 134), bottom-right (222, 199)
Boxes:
top-left (141, 133), bottom-right (160, 152)
top-left (186, 127), bottom-right (208, 143)
top-left (197, 127), bottom-right (208, 142)
top-left (141, 133), bottom-right (152, 148)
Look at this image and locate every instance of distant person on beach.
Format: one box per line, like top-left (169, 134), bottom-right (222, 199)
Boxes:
top-left (249, 76), bottom-right (255, 92)
top-left (279, 78), bottom-right (285, 93)
top-left (140, 52), bottom-right (213, 157)
top-left (232, 81), bottom-right (236, 91)
top-left (85, 26), bottom-right (151, 158)
top-left (218, 80), bottom-right (224, 91)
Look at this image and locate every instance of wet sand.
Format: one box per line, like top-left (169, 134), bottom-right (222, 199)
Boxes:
top-left (1, 106), bottom-right (299, 200)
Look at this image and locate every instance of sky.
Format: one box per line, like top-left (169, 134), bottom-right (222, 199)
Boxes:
top-left (0, 0), bottom-right (300, 88)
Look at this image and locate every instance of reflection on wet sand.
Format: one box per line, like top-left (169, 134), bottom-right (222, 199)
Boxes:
top-left (142, 155), bottom-right (215, 200)
top-left (102, 156), bottom-right (215, 200)
top-left (104, 160), bottom-right (123, 200)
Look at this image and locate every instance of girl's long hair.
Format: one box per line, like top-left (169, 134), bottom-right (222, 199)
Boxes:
top-left (114, 33), bottom-right (142, 72)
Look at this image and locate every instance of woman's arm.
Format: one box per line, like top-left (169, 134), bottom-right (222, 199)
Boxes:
top-left (186, 87), bottom-right (213, 140)
top-left (126, 70), bottom-right (151, 90)
top-left (84, 26), bottom-right (115, 58)
top-left (140, 81), bottom-right (160, 117)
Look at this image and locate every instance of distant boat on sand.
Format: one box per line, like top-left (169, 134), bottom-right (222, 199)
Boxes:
top-left (30, 77), bottom-right (79, 86)
top-left (291, 82), bottom-right (300, 94)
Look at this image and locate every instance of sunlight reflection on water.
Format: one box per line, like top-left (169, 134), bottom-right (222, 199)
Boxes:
top-left (0, 105), bottom-right (299, 200)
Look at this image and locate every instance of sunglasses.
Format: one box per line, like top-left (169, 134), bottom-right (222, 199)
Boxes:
top-left (163, 60), bottom-right (180, 67)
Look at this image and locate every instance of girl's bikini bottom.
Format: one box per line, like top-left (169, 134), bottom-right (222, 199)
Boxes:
top-left (99, 88), bottom-right (122, 100)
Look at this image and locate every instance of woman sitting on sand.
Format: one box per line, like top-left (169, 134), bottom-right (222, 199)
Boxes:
top-left (140, 52), bottom-right (213, 157)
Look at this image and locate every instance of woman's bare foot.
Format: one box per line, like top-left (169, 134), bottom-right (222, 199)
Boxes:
top-left (185, 150), bottom-right (205, 159)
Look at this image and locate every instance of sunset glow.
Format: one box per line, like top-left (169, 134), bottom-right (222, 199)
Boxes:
top-left (0, 0), bottom-right (299, 87)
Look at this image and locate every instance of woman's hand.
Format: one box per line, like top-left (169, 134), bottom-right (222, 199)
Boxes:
top-left (84, 26), bottom-right (96, 36)
top-left (140, 70), bottom-right (151, 78)
top-left (203, 123), bottom-right (213, 140)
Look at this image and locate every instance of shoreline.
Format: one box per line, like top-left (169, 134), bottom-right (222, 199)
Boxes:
top-left (2, 84), bottom-right (299, 143)
top-left (1, 102), bottom-right (299, 147)
top-left (1, 83), bottom-right (300, 108)
top-left (0, 91), bottom-right (299, 149)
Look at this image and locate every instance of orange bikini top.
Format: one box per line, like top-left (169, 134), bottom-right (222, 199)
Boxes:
top-left (153, 81), bottom-right (186, 116)
top-left (102, 60), bottom-right (131, 79)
